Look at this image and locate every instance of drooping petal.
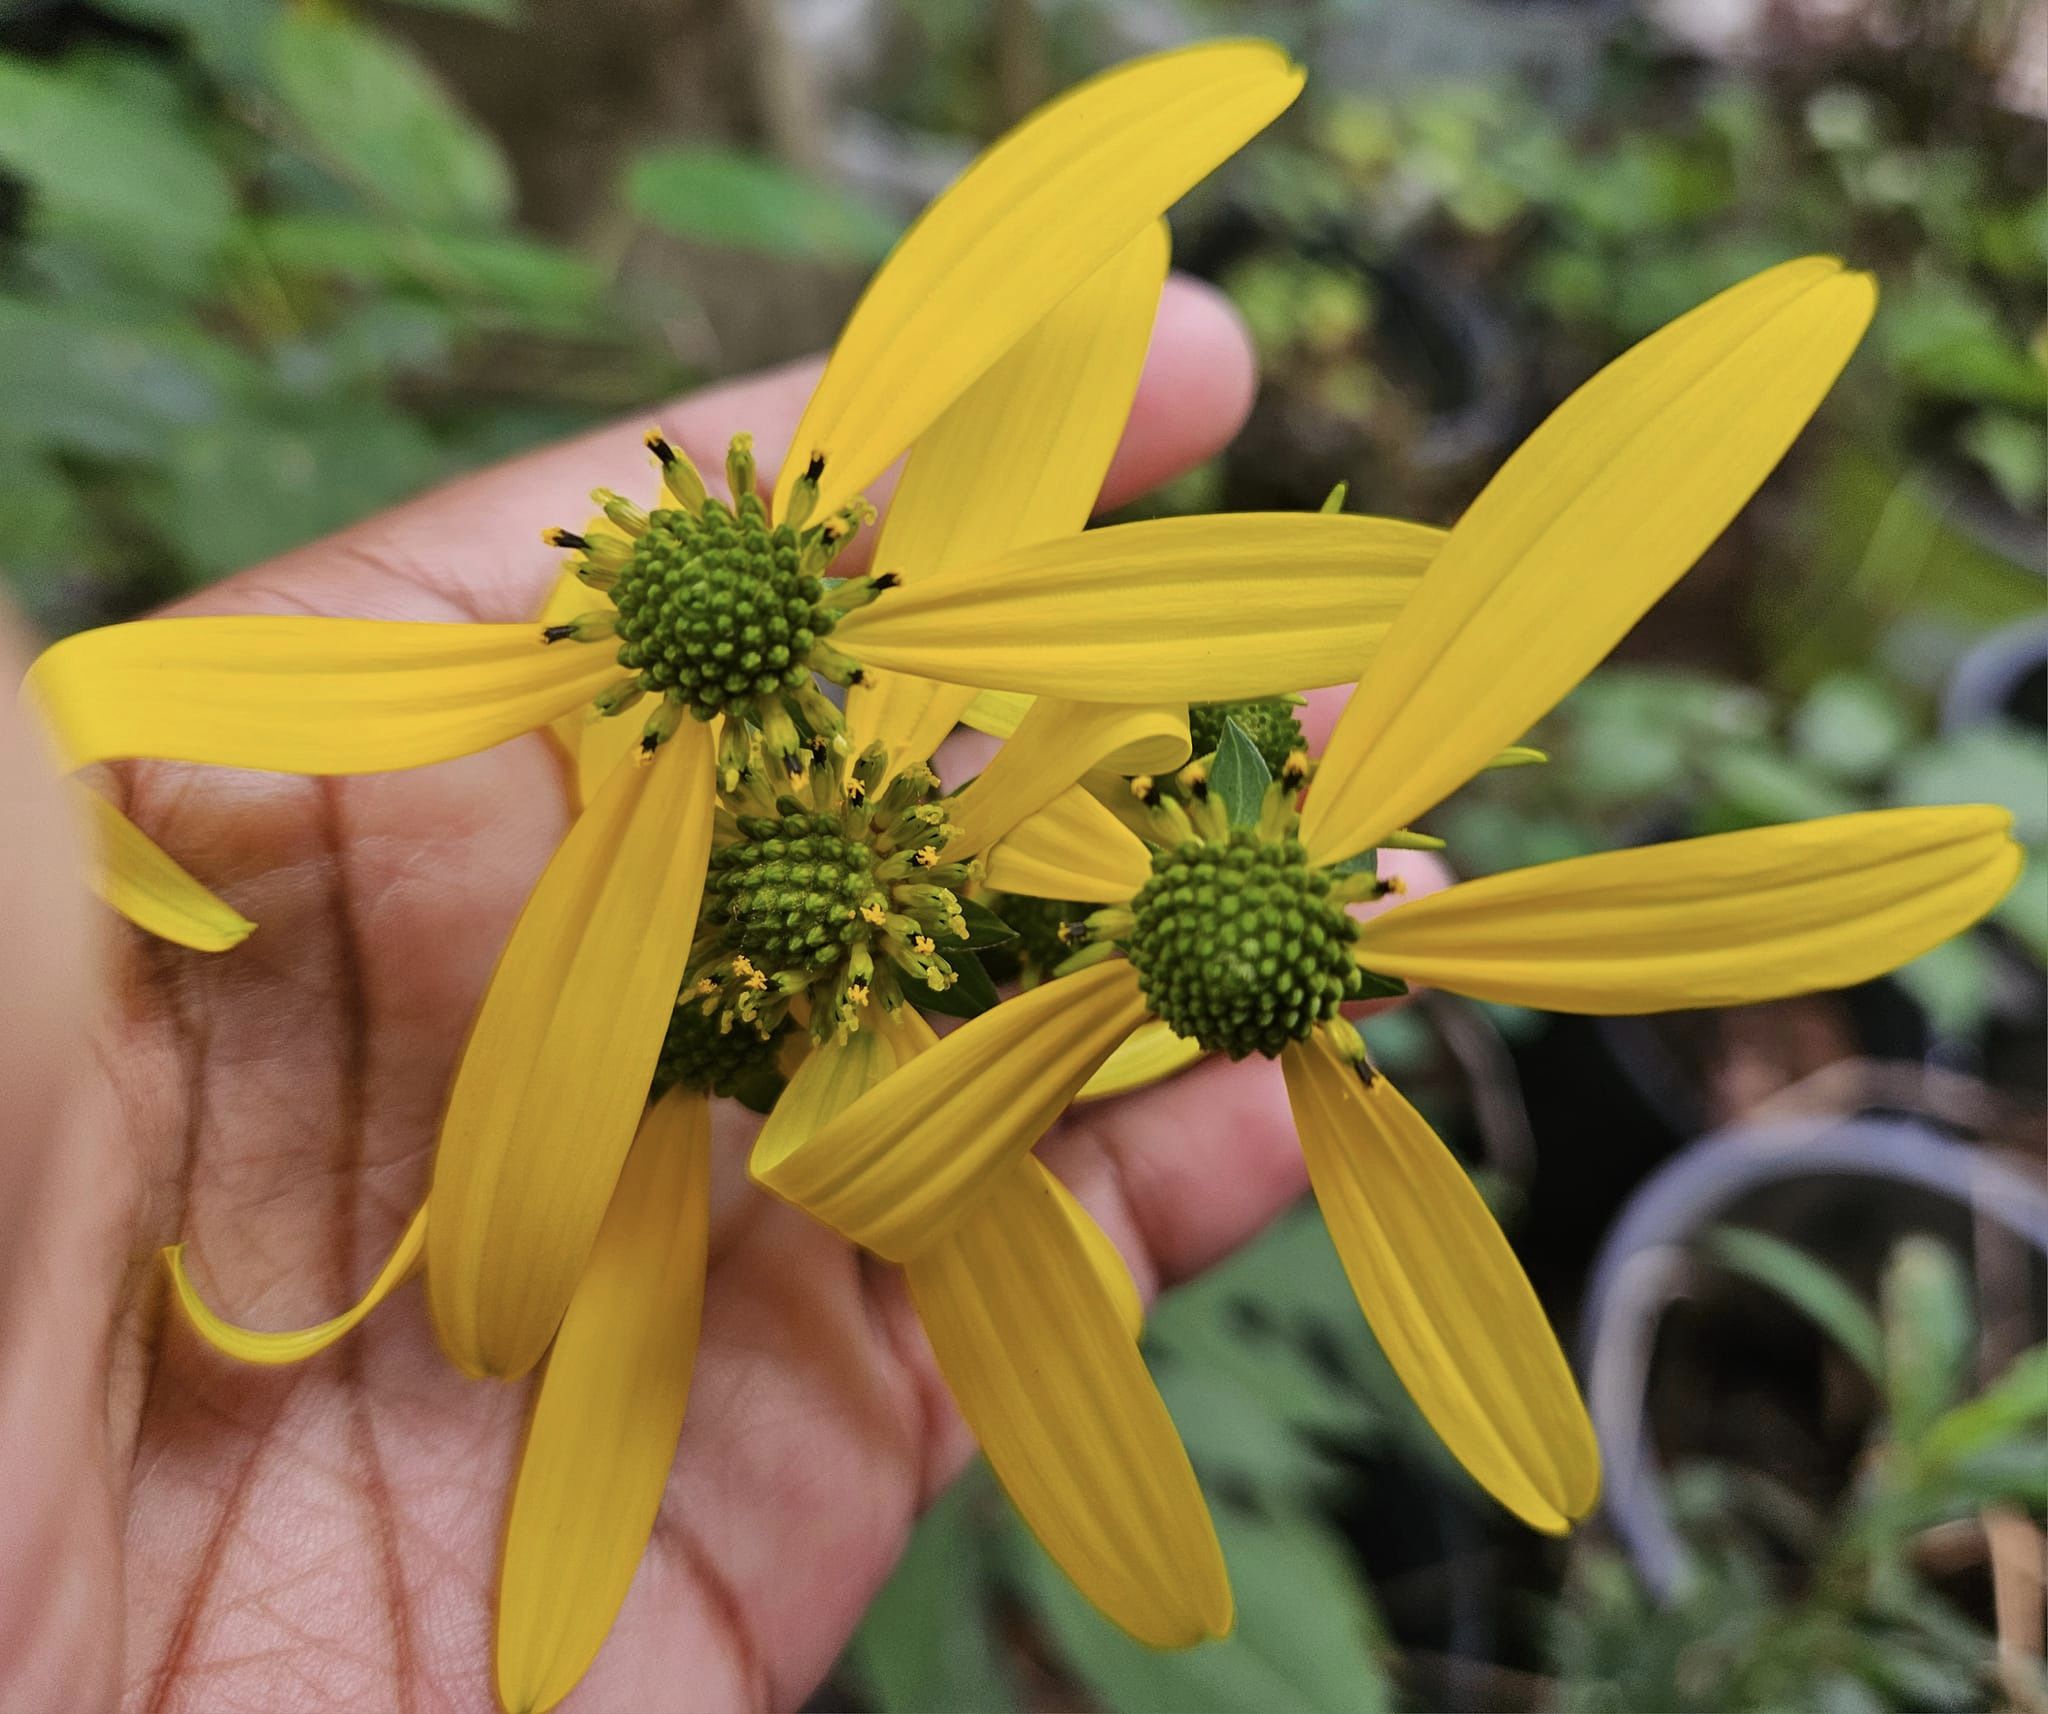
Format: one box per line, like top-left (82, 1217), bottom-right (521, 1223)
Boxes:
top-left (775, 42), bottom-right (1300, 519)
top-left (1037, 1165), bottom-right (1145, 1339)
top-left (429, 725), bottom-right (715, 1379)
top-left (496, 1088), bottom-right (711, 1714)
top-left (1353, 805), bottom-right (2021, 1013)
top-left (750, 1025), bottom-right (902, 1186)
top-left (164, 1203), bottom-right (428, 1366)
top-left (948, 699), bottom-right (1189, 859)
top-left (983, 785), bottom-right (1153, 904)
top-left (1281, 1037), bottom-right (1598, 1531)
top-left (80, 786), bottom-right (254, 952)
top-left (1301, 258), bottom-right (1877, 866)
top-left (765, 960), bottom-right (1151, 1260)
top-left (26, 616), bottom-right (618, 777)
top-left (1078, 1017), bottom-right (1206, 1102)
top-left (849, 223), bottom-right (1169, 767)
top-left (903, 1157), bottom-right (1228, 1644)
top-left (835, 513), bottom-right (1439, 701)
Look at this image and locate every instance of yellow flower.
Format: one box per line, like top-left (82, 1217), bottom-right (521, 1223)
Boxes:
top-left (764, 257), bottom-right (2025, 1539)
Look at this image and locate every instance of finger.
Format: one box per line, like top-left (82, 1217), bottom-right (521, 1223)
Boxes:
top-left (189, 275), bottom-right (1255, 626)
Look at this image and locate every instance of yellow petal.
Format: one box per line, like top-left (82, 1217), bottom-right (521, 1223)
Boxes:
top-left (750, 1023), bottom-right (904, 1192)
top-left (79, 786), bottom-right (254, 952)
top-left (26, 616), bottom-right (619, 777)
top-left (1040, 1164), bottom-right (1145, 1339)
top-left (496, 1088), bottom-right (711, 1714)
top-left (1281, 1038), bottom-right (1598, 1531)
top-left (903, 1156), bottom-right (1228, 1644)
top-left (961, 689), bottom-right (1033, 739)
top-left (1301, 258), bottom-right (1877, 866)
top-left (1078, 1017), bottom-right (1206, 1102)
top-left (984, 784), bottom-right (1153, 904)
top-left (775, 42), bottom-right (1300, 519)
top-left (948, 699), bottom-right (1190, 860)
top-left (768, 959), bottom-right (1151, 1260)
top-left (836, 513), bottom-right (1440, 701)
top-left (848, 223), bottom-right (1170, 767)
top-left (539, 569), bottom-right (638, 811)
top-left (1354, 805), bottom-right (2022, 1013)
top-left (428, 724), bottom-right (715, 1379)
top-left (164, 1203), bottom-right (427, 1366)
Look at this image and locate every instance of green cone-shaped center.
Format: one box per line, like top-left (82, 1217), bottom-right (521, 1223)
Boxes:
top-left (1123, 829), bottom-right (1361, 1060)
top-left (610, 493), bottom-right (834, 722)
top-left (1188, 697), bottom-right (1305, 776)
top-left (708, 812), bottom-right (874, 973)
top-left (657, 1000), bottom-right (788, 1108)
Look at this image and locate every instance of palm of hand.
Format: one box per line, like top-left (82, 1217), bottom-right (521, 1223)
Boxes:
top-left (7, 317), bottom-right (1343, 1714)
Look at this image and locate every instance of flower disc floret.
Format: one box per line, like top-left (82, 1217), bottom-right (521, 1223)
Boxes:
top-left (610, 497), bottom-right (830, 722)
top-left (1123, 829), bottom-right (1360, 1060)
top-left (1188, 697), bottom-right (1305, 776)
top-left (656, 1000), bottom-right (788, 1107)
top-left (707, 812), bottom-right (873, 973)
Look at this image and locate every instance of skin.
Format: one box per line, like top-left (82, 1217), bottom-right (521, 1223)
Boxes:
top-left (0, 278), bottom-right (1443, 1714)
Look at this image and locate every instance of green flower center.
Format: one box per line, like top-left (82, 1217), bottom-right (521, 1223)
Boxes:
top-left (685, 750), bottom-right (978, 1041)
top-left (1122, 829), bottom-right (1363, 1060)
top-left (1188, 697), bottom-right (1306, 778)
top-left (656, 1002), bottom-right (788, 1111)
top-left (610, 496), bottom-right (832, 722)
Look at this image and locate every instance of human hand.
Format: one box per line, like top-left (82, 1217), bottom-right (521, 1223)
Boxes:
top-left (0, 280), bottom-right (1445, 1714)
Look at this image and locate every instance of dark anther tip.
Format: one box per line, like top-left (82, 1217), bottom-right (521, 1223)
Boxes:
top-left (1189, 777), bottom-right (1210, 801)
top-left (804, 454), bottom-right (826, 481)
top-left (541, 623), bottom-right (576, 644)
top-left (872, 571), bottom-right (902, 591)
top-left (645, 432), bottom-right (676, 466)
top-left (544, 528), bottom-right (588, 551)
top-left (640, 734), bottom-right (661, 755)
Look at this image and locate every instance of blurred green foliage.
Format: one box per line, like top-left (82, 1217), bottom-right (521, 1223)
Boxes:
top-left (0, 0), bottom-right (899, 629)
top-left (1558, 1232), bottom-right (2047, 1713)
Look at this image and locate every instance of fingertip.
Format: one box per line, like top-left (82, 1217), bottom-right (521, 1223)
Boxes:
top-left (1098, 273), bottom-right (1258, 511)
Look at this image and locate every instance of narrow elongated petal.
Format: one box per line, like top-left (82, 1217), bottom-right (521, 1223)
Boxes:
top-left (983, 785), bottom-right (1153, 904)
top-left (836, 513), bottom-right (1440, 701)
top-left (1354, 806), bottom-right (2021, 1013)
top-left (497, 1089), bottom-right (711, 1714)
top-left (775, 43), bottom-right (1299, 519)
top-left (849, 224), bottom-right (1169, 767)
top-left (164, 1203), bottom-right (427, 1366)
top-left (904, 1157), bottom-right (1228, 1644)
top-left (81, 787), bottom-right (254, 951)
top-left (27, 617), bottom-right (617, 777)
top-left (948, 699), bottom-right (1189, 859)
top-left (1040, 1165), bottom-right (1145, 1339)
top-left (1282, 1038), bottom-right (1597, 1531)
top-left (1078, 1017), bottom-right (1206, 1102)
top-left (1302, 258), bottom-right (1876, 865)
top-left (769, 960), bottom-right (1151, 1259)
top-left (429, 726), bottom-right (714, 1379)
top-left (961, 689), bottom-right (1032, 739)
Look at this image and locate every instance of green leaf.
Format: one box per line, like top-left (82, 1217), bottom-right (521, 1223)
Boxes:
top-left (1349, 969), bottom-right (1409, 1004)
top-left (90, 0), bottom-right (277, 83)
top-left (917, 951), bottom-right (999, 1021)
top-left (0, 55), bottom-right (235, 288)
top-left (1919, 1345), bottom-right (2048, 1470)
top-left (1016, 1506), bottom-right (1394, 1714)
top-left (1891, 933), bottom-right (1999, 1039)
top-left (1893, 726), bottom-right (2048, 846)
top-left (626, 145), bottom-right (901, 263)
top-left (953, 897), bottom-right (1020, 952)
top-left (1211, 717), bottom-right (1272, 829)
top-left (1790, 672), bottom-right (1913, 784)
top-left (1706, 1227), bottom-right (1884, 1380)
top-left (383, 0), bottom-right (524, 19)
top-left (1880, 1236), bottom-right (1975, 1446)
top-left (0, 296), bottom-right (237, 459)
top-left (846, 1472), bottom-right (1019, 1714)
top-left (268, 12), bottom-right (513, 228)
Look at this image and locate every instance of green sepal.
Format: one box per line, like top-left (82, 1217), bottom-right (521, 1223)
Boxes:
top-left (1319, 481), bottom-right (1349, 513)
top-left (1346, 969), bottom-right (1409, 1004)
top-left (1212, 717), bottom-right (1272, 829)
top-left (1380, 827), bottom-right (1447, 851)
top-left (954, 896), bottom-right (1021, 951)
top-left (918, 950), bottom-right (1000, 1020)
top-left (1323, 849), bottom-right (1380, 877)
